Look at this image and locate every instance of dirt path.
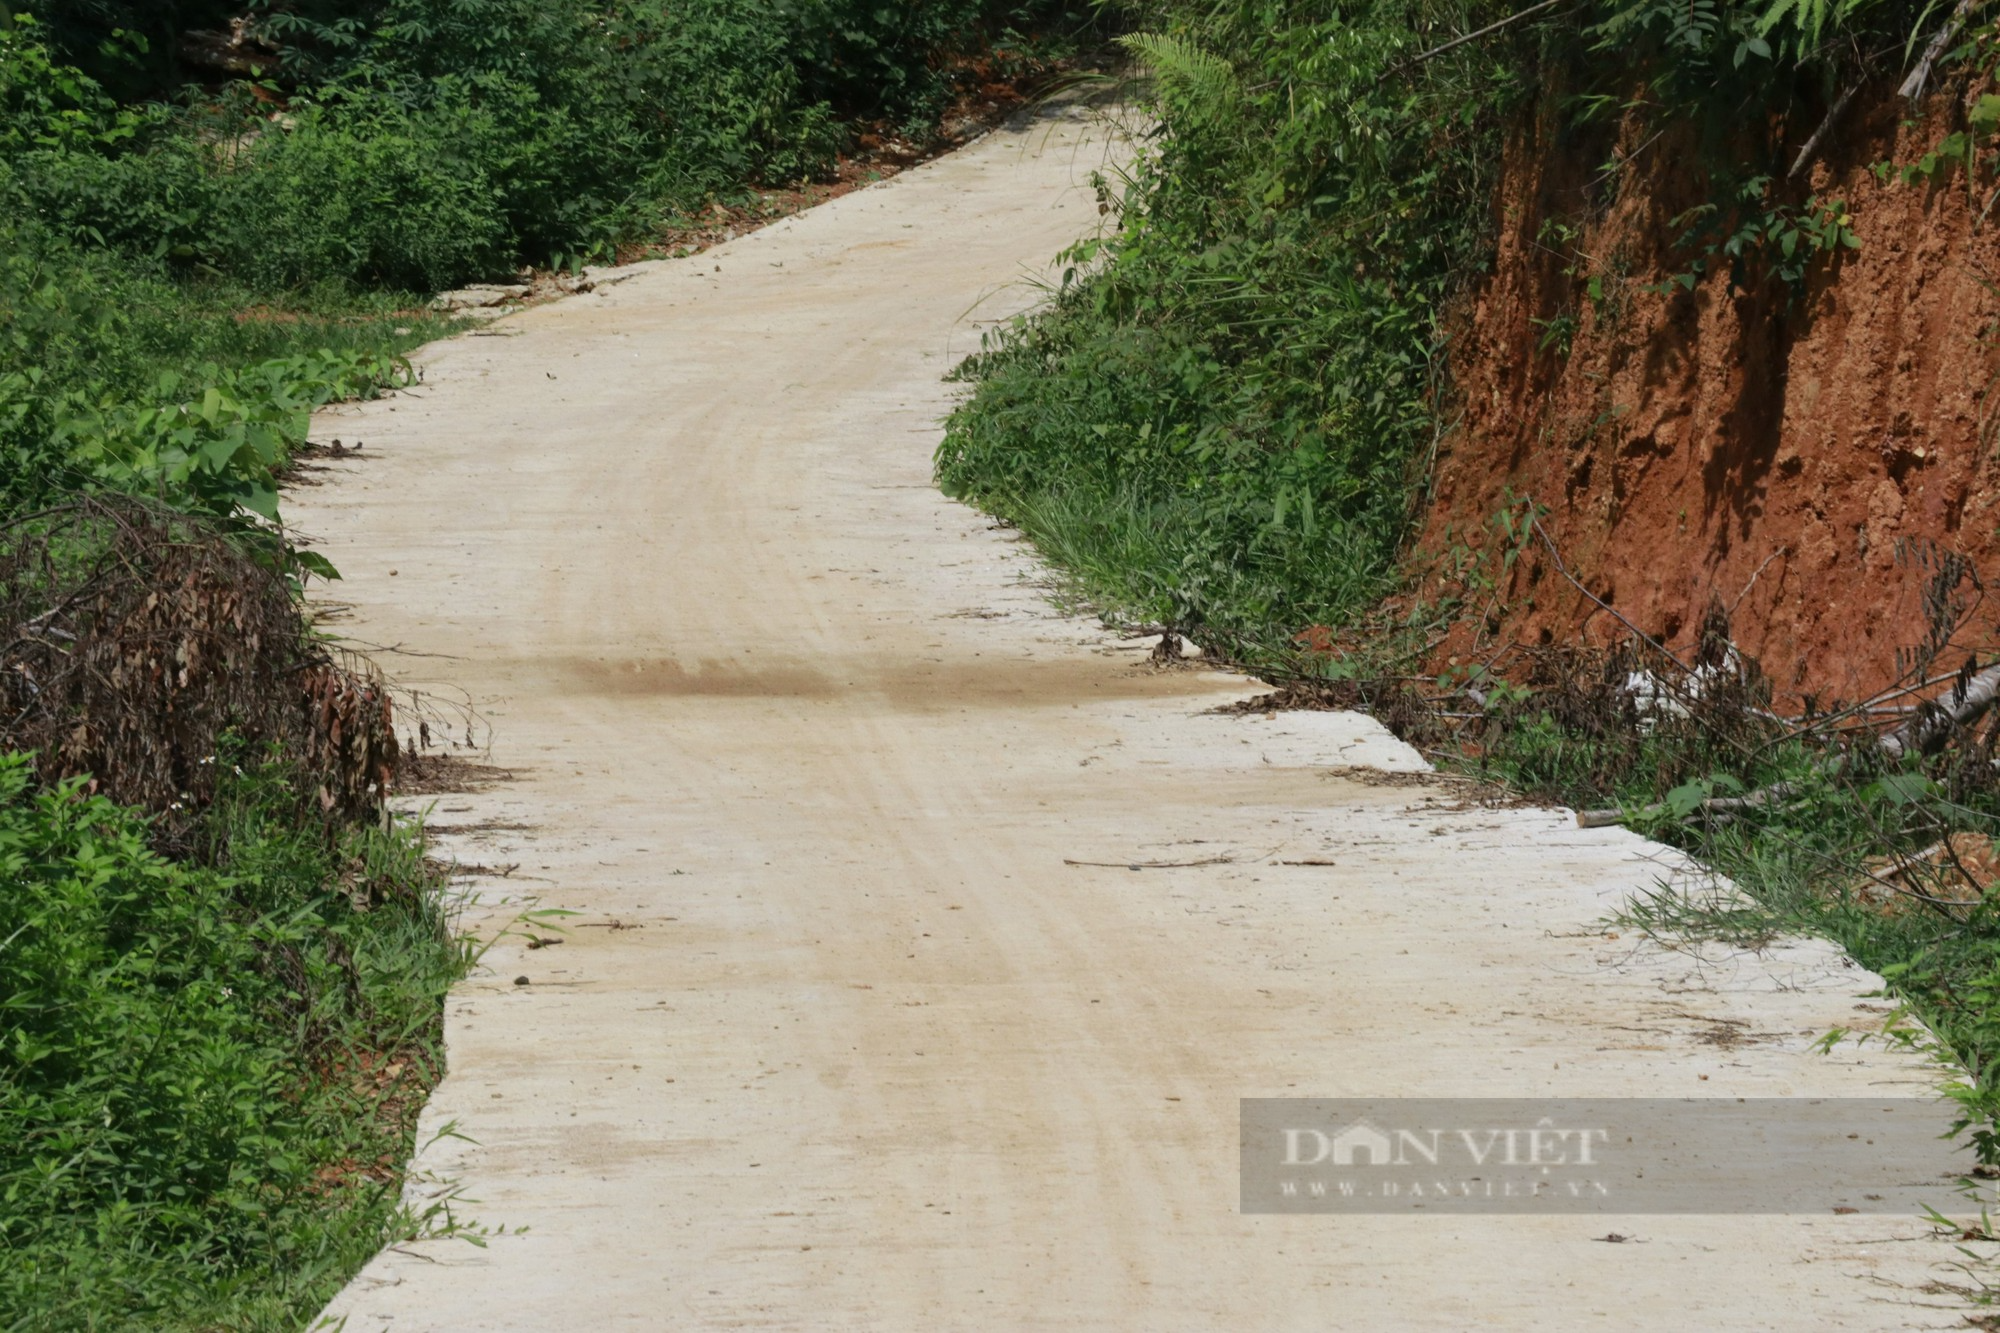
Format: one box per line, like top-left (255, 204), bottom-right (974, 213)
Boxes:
top-left (303, 105), bottom-right (1958, 1330)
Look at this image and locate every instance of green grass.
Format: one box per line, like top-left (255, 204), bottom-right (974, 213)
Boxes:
top-left (96, 278), bottom-right (455, 389)
top-left (1631, 782), bottom-right (2000, 1162)
top-left (1411, 665), bottom-right (2000, 1169)
top-left (979, 482), bottom-right (1397, 653)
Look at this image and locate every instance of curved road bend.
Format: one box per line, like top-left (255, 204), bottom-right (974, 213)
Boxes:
top-left (302, 103), bottom-right (1951, 1330)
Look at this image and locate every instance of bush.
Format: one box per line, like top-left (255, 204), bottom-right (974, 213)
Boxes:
top-left (0, 761), bottom-right (287, 1259)
top-left (218, 95), bottom-right (509, 292)
top-left (12, 126), bottom-right (219, 266)
top-left (0, 750), bottom-right (466, 1330)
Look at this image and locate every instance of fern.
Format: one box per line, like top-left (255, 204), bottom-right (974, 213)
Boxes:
top-left (1117, 32), bottom-right (1239, 114)
top-left (1592, 0), bottom-right (1886, 63)
top-left (1593, 0), bottom-right (1725, 53)
top-left (1754, 0), bottom-right (1884, 54)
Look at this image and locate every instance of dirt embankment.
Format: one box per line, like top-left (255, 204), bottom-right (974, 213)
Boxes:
top-left (1418, 75), bottom-right (2000, 705)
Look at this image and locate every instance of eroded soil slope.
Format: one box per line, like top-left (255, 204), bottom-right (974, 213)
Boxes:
top-left (1420, 77), bottom-right (2000, 703)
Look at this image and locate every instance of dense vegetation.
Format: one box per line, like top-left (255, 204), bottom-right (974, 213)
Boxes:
top-left (0, 751), bottom-right (468, 1328)
top-left (938, 0), bottom-right (1529, 647)
top-left (1, 2), bottom-right (1081, 1327)
top-left (3, 0), bottom-right (1077, 523)
top-left (12, 0), bottom-right (1046, 294)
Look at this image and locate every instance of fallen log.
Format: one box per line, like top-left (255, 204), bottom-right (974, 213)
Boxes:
top-left (1576, 782), bottom-right (1798, 830)
top-left (1877, 661), bottom-right (2000, 762)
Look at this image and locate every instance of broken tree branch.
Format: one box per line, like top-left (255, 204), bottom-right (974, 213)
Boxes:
top-left (1729, 548), bottom-right (1788, 612)
top-left (1385, 0), bottom-right (1570, 77)
top-left (1789, 82), bottom-right (1863, 180)
top-left (1879, 661), bottom-right (2000, 761)
top-left (1576, 781), bottom-right (1800, 830)
top-left (1580, 661), bottom-right (2000, 829)
top-left (1532, 517), bottom-right (1693, 674)
top-left (1900, 0), bottom-right (1981, 103)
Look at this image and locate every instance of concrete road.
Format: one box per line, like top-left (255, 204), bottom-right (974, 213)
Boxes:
top-left (301, 103), bottom-right (1964, 1330)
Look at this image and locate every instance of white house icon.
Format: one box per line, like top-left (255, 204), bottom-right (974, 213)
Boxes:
top-left (1329, 1119), bottom-right (1395, 1166)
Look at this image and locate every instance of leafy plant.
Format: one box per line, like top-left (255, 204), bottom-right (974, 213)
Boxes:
top-left (1752, 0), bottom-right (1886, 55)
top-left (43, 349), bottom-right (412, 521)
top-left (0, 748), bottom-right (468, 1330)
top-left (1591, 0), bottom-right (1886, 68)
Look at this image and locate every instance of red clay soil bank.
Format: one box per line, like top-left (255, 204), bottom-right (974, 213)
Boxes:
top-left (1416, 76), bottom-right (2000, 706)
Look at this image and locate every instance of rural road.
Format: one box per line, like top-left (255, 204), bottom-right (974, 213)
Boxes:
top-left (303, 104), bottom-right (1961, 1329)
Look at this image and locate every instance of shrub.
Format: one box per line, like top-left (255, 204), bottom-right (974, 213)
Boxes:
top-left (12, 126), bottom-right (219, 265)
top-left (216, 94), bottom-right (509, 292)
top-left (0, 759), bottom-right (289, 1257)
top-left (0, 749), bottom-right (464, 1329)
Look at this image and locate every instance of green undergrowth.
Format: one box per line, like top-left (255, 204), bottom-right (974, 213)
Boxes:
top-left (1, 231), bottom-right (450, 524)
top-left (14, 1), bottom-right (1086, 289)
top-left (0, 747), bottom-right (472, 1331)
top-left (3, 0), bottom-right (1091, 534)
top-left (940, 0), bottom-right (1524, 640)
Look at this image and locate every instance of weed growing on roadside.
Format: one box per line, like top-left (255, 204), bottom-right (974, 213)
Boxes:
top-left (0, 746), bottom-right (471, 1331)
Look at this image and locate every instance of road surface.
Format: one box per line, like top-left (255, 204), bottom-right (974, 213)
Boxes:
top-left (302, 103), bottom-right (1961, 1330)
